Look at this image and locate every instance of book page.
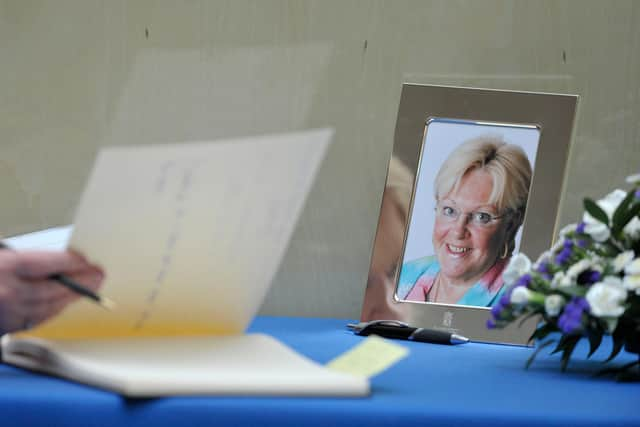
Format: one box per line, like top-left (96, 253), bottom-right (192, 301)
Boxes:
top-left (27, 129), bottom-right (332, 339)
top-left (3, 334), bottom-right (369, 396)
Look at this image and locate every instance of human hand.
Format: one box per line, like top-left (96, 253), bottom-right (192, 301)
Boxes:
top-left (0, 250), bottom-right (104, 335)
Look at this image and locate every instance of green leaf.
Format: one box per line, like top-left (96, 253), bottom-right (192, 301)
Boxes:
top-left (491, 320), bottom-right (513, 329)
top-left (557, 285), bottom-right (587, 298)
top-left (614, 203), bottom-right (640, 235)
top-left (560, 336), bottom-right (581, 372)
top-left (605, 334), bottom-right (625, 362)
top-left (529, 322), bottom-right (558, 341)
top-left (551, 333), bottom-right (582, 355)
top-left (551, 334), bottom-right (571, 354)
top-left (518, 311), bottom-right (542, 328)
top-left (583, 198), bottom-right (609, 225)
top-left (525, 339), bottom-right (556, 369)
top-left (611, 190), bottom-right (636, 232)
top-left (587, 330), bottom-right (603, 358)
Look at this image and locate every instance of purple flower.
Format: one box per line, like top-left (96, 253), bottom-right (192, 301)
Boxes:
top-left (535, 262), bottom-right (553, 280)
top-left (635, 189), bottom-right (640, 200)
top-left (577, 269), bottom-right (601, 285)
top-left (490, 303), bottom-right (503, 317)
top-left (499, 294), bottom-right (511, 306)
top-left (557, 297), bottom-right (590, 334)
top-left (577, 239), bottom-right (589, 248)
top-left (516, 274), bottom-right (532, 287)
top-left (558, 314), bottom-right (581, 334)
top-left (587, 270), bottom-right (602, 283)
top-left (536, 262), bottom-right (549, 273)
top-left (575, 297), bottom-right (590, 311)
top-left (555, 247), bottom-right (572, 265)
top-left (576, 222), bottom-right (586, 234)
top-left (488, 293), bottom-right (513, 327)
top-left (491, 294), bottom-right (511, 317)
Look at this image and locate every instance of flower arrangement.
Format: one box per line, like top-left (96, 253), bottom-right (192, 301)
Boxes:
top-left (488, 173), bottom-right (640, 379)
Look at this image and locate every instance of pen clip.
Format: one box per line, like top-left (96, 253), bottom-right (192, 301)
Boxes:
top-left (347, 320), bottom-right (410, 333)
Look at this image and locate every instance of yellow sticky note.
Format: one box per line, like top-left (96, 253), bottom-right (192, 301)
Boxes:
top-left (326, 336), bottom-right (409, 378)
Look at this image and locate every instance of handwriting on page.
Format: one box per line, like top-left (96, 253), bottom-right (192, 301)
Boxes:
top-left (28, 130), bottom-right (332, 340)
top-left (134, 161), bottom-right (197, 330)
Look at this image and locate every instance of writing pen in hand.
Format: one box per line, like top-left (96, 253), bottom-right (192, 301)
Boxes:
top-left (347, 320), bottom-right (469, 345)
top-left (0, 241), bottom-right (115, 311)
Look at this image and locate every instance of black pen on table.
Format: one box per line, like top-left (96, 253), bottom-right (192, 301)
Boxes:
top-left (0, 241), bottom-right (115, 310)
top-left (347, 320), bottom-right (469, 345)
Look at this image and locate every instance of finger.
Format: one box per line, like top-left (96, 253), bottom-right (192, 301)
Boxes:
top-left (0, 293), bottom-right (64, 333)
top-left (0, 303), bottom-right (29, 334)
top-left (13, 250), bottom-right (94, 279)
top-left (67, 249), bottom-right (105, 277)
top-left (15, 269), bottom-right (105, 310)
top-left (64, 268), bottom-right (106, 292)
top-left (20, 292), bottom-right (78, 328)
top-left (17, 279), bottom-right (78, 305)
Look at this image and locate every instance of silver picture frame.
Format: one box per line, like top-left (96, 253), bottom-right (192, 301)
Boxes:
top-left (360, 84), bottom-right (578, 345)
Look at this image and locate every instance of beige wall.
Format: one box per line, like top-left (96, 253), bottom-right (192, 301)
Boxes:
top-left (1, 1), bottom-right (639, 318)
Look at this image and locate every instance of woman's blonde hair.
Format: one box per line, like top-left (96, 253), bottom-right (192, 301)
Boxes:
top-left (434, 135), bottom-right (532, 216)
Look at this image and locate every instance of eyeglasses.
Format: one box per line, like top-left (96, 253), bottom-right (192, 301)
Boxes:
top-left (435, 203), bottom-right (506, 227)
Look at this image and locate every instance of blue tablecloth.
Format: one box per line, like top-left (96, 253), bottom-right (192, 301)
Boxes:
top-left (1, 316), bottom-right (639, 427)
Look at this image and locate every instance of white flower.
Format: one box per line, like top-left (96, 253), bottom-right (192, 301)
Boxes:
top-left (623, 275), bottom-right (640, 294)
top-left (625, 258), bottom-right (640, 275)
top-left (586, 276), bottom-right (627, 317)
top-left (544, 294), bottom-right (565, 317)
top-left (510, 286), bottom-right (532, 305)
top-left (502, 253), bottom-right (531, 286)
top-left (559, 223), bottom-right (577, 237)
top-left (550, 272), bottom-right (562, 288)
top-left (551, 271), bottom-right (572, 288)
top-left (605, 318), bottom-right (619, 333)
top-left (582, 189), bottom-right (627, 242)
top-left (535, 250), bottom-right (552, 266)
top-left (621, 208), bottom-right (640, 237)
top-left (626, 173), bottom-right (640, 185)
top-left (613, 251), bottom-right (635, 273)
top-left (598, 189), bottom-right (627, 213)
top-left (582, 189), bottom-right (640, 239)
top-left (551, 238), bottom-right (567, 253)
top-left (624, 218), bottom-right (640, 238)
top-left (601, 275), bottom-right (624, 287)
top-left (566, 259), bottom-right (592, 280)
top-left (622, 258), bottom-right (640, 294)
top-left (582, 220), bottom-right (610, 242)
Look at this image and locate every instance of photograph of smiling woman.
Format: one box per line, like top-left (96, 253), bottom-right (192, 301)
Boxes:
top-left (397, 135), bottom-right (533, 307)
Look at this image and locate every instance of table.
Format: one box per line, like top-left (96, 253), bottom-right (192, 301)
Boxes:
top-left (1, 316), bottom-right (639, 427)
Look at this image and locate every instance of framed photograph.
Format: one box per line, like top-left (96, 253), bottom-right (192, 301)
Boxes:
top-left (360, 84), bottom-right (578, 345)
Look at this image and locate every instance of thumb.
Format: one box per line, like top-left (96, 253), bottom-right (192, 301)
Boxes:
top-left (13, 250), bottom-right (90, 279)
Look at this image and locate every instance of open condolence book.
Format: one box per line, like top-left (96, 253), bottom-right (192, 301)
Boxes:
top-left (1, 129), bottom-right (369, 397)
